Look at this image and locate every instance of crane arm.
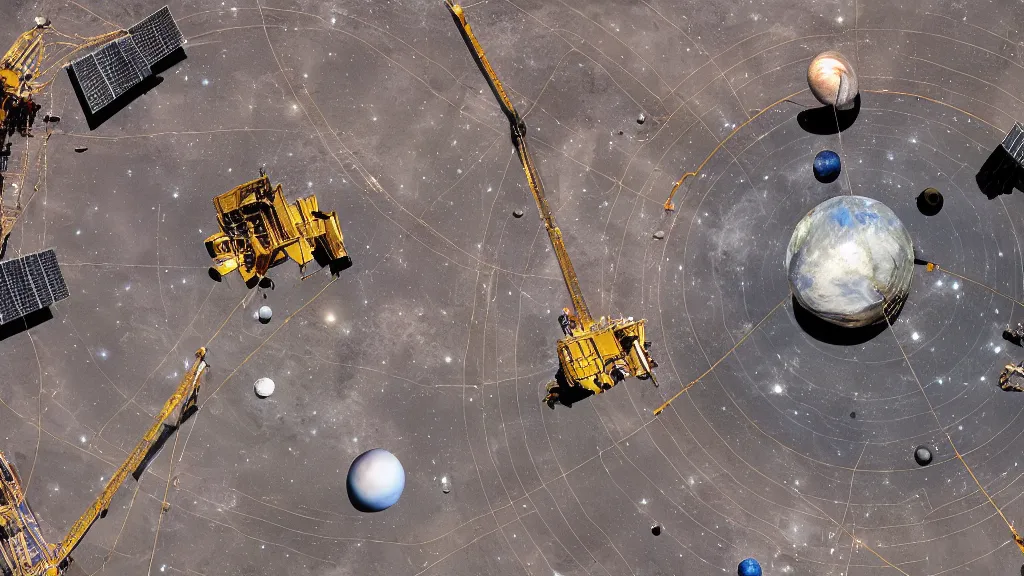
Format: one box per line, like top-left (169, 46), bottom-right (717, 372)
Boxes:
top-left (444, 1), bottom-right (594, 328)
top-left (51, 348), bottom-right (208, 567)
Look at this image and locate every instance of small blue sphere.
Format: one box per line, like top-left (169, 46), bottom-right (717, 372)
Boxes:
top-left (347, 448), bottom-right (405, 512)
top-left (738, 558), bottom-right (762, 576)
top-left (813, 150), bottom-right (842, 182)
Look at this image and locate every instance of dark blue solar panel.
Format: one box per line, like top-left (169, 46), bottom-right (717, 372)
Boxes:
top-left (68, 54), bottom-right (113, 113)
top-left (67, 6), bottom-right (182, 114)
top-left (0, 249), bottom-right (69, 325)
top-left (1003, 122), bottom-right (1024, 164)
top-left (129, 6), bottom-right (184, 66)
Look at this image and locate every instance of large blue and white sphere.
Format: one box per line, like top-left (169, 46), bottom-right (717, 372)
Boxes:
top-left (786, 196), bottom-right (914, 328)
top-left (347, 449), bottom-right (406, 512)
top-left (738, 557), bottom-right (762, 576)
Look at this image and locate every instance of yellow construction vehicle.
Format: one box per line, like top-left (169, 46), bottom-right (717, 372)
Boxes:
top-left (1000, 361), bottom-right (1024, 391)
top-left (0, 24), bottom-right (47, 130)
top-left (205, 169), bottom-right (351, 288)
top-left (0, 348), bottom-right (208, 576)
top-left (444, 2), bottom-right (659, 408)
top-left (0, 23), bottom-right (47, 250)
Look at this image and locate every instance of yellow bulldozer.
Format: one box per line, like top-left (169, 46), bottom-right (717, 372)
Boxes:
top-left (0, 348), bottom-right (208, 576)
top-left (445, 2), bottom-right (659, 408)
top-left (205, 169), bottom-right (351, 288)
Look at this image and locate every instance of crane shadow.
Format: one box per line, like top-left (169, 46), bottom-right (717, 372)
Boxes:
top-left (131, 400), bottom-right (199, 482)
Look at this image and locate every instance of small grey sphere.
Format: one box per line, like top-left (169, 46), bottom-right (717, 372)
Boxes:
top-left (258, 305), bottom-right (273, 324)
top-left (787, 196), bottom-right (914, 328)
top-left (808, 51), bottom-right (858, 110)
top-left (914, 445), bottom-right (933, 466)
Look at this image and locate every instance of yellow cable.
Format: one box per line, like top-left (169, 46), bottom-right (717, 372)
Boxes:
top-left (663, 90), bottom-right (808, 210)
top-left (653, 296), bottom-right (787, 415)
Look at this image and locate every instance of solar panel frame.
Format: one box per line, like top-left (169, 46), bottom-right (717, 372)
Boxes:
top-left (23, 254), bottom-right (53, 309)
top-left (37, 250), bottom-right (69, 302)
top-left (2, 258), bottom-right (40, 319)
top-left (0, 272), bottom-right (16, 325)
top-left (0, 249), bottom-right (69, 326)
top-left (1002, 122), bottom-right (1024, 165)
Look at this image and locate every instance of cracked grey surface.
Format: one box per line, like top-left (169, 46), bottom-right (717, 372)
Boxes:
top-left (0, 0), bottom-right (1023, 574)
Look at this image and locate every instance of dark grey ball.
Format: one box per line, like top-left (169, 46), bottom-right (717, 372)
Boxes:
top-left (914, 445), bottom-right (933, 466)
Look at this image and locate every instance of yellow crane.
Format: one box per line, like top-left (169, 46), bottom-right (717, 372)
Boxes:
top-left (0, 348), bottom-right (209, 576)
top-left (444, 2), bottom-right (659, 408)
top-left (1, 22), bottom-right (124, 246)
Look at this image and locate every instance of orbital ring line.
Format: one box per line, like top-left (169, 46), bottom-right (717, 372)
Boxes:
top-left (653, 295), bottom-right (789, 415)
top-left (882, 308), bottom-right (1024, 556)
top-left (662, 88), bottom-right (1001, 211)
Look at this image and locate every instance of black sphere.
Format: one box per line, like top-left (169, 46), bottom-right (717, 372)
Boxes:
top-left (651, 524), bottom-right (662, 536)
top-left (917, 188), bottom-right (943, 216)
top-left (914, 445), bottom-right (933, 466)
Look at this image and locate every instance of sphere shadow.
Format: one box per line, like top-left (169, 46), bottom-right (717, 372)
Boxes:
top-left (797, 94), bottom-right (861, 135)
top-left (813, 165), bottom-right (841, 183)
top-left (791, 295), bottom-right (891, 345)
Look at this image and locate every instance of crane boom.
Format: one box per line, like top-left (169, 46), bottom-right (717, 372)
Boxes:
top-left (50, 348), bottom-right (208, 568)
top-left (445, 1), bottom-right (594, 329)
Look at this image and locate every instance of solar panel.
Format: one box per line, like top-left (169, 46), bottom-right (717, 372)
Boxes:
top-left (68, 53), bottom-right (113, 112)
top-left (128, 6), bottom-right (185, 66)
top-left (67, 6), bottom-right (184, 115)
top-left (91, 41), bottom-right (151, 100)
top-left (1002, 122), bottom-right (1024, 165)
top-left (0, 249), bottom-right (69, 325)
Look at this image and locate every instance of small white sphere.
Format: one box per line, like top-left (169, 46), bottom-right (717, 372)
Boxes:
top-left (258, 305), bottom-right (273, 323)
top-left (254, 377), bottom-right (275, 398)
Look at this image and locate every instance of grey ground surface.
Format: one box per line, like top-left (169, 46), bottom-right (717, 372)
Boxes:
top-left (1, 0), bottom-right (1024, 574)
